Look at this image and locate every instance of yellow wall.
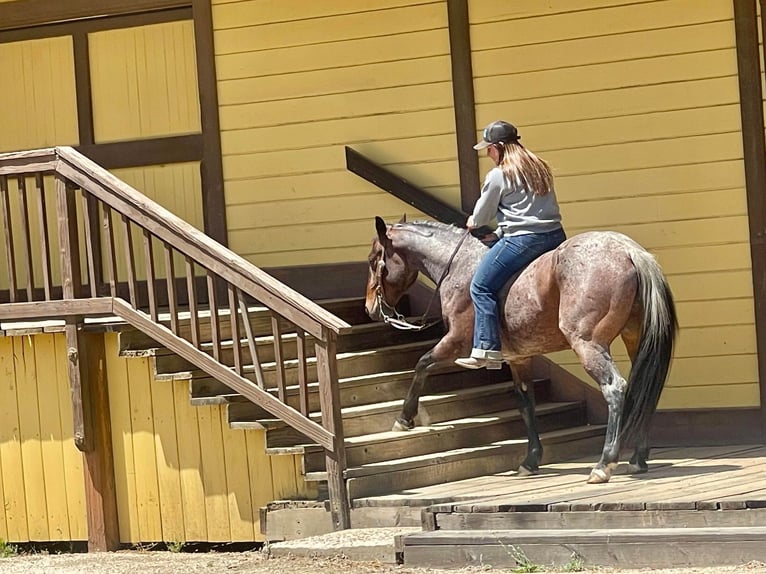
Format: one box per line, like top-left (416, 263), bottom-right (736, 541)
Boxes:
top-left (212, 0), bottom-right (454, 267)
top-left (211, 0), bottom-right (759, 410)
top-left (467, 0), bottom-right (755, 409)
top-left (0, 36), bottom-right (78, 151)
top-left (0, 332), bottom-right (312, 544)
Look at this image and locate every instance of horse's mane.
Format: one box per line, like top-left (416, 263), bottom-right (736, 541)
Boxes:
top-left (396, 220), bottom-right (466, 238)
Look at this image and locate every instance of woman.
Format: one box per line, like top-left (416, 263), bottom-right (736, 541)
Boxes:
top-left (455, 120), bottom-right (566, 369)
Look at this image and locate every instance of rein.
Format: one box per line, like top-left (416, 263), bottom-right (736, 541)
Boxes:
top-left (376, 228), bottom-right (471, 331)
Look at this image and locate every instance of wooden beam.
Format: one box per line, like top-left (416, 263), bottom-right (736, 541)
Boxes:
top-left (345, 147), bottom-right (467, 227)
top-left (76, 134), bottom-right (203, 171)
top-left (734, 0), bottom-right (766, 441)
top-left (0, 298), bottom-right (113, 320)
top-left (81, 333), bottom-right (120, 551)
top-left (192, 0), bottom-right (228, 247)
top-left (0, 0), bottom-right (190, 32)
top-left (446, 0), bottom-right (480, 213)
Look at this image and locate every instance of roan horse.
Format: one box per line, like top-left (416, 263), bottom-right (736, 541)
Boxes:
top-left (365, 216), bottom-right (677, 484)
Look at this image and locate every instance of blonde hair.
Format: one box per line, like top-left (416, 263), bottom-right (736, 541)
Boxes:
top-left (498, 142), bottom-right (554, 196)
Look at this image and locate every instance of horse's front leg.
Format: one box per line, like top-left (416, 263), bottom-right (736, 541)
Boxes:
top-left (393, 334), bottom-right (468, 431)
top-left (509, 358), bottom-right (543, 475)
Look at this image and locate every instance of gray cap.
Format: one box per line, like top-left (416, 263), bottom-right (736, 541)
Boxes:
top-left (474, 120), bottom-right (520, 150)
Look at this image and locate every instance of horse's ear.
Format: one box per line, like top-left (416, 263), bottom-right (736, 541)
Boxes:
top-left (399, 214), bottom-right (407, 224)
top-left (375, 216), bottom-right (388, 243)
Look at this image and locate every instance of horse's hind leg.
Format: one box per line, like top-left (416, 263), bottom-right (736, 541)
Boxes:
top-left (509, 358), bottom-right (543, 475)
top-left (570, 339), bottom-right (627, 484)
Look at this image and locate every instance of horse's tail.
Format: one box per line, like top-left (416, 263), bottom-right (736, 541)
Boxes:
top-left (620, 247), bottom-right (678, 446)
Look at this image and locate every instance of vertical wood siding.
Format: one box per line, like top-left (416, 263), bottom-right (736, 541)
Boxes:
top-left (212, 0), bottom-right (456, 267)
top-left (103, 333), bottom-right (313, 544)
top-left (0, 36), bottom-right (79, 152)
top-left (88, 20), bottom-right (201, 143)
top-left (0, 333), bottom-right (311, 543)
top-left (0, 334), bottom-right (87, 543)
top-left (468, 0), bottom-right (756, 409)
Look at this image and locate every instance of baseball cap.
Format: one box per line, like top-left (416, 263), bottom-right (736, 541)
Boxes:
top-left (473, 121), bottom-right (520, 150)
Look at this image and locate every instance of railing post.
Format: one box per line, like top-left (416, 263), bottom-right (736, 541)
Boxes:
top-left (314, 329), bottom-right (351, 530)
top-left (56, 174), bottom-right (91, 451)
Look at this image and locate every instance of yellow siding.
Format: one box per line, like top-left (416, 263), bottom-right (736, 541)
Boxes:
top-left (103, 334), bottom-right (313, 544)
top-left (88, 20), bottom-right (200, 143)
top-left (464, 0), bottom-right (757, 409)
top-left (0, 36), bottom-right (78, 152)
top-left (213, 1), bottom-right (453, 267)
top-left (0, 334), bottom-right (87, 543)
top-left (0, 333), bottom-right (310, 543)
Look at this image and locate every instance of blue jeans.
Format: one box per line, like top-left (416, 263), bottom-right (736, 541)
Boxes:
top-left (469, 227), bottom-right (566, 358)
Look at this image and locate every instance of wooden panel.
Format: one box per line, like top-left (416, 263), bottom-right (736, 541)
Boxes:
top-left (0, 36), bottom-right (78, 152)
top-left (0, 337), bottom-right (28, 542)
top-left (105, 336), bottom-right (141, 542)
top-left (196, 406), bottom-right (231, 541)
top-left (220, 414), bottom-right (256, 541)
top-left (13, 336), bottom-right (48, 540)
top-left (54, 334), bottom-right (87, 540)
top-left (34, 334), bottom-right (70, 540)
top-left (470, 0), bottom-right (731, 32)
top-left (212, 0), bottom-right (438, 29)
top-left (150, 378), bottom-right (185, 543)
top-left (213, 3), bottom-right (447, 53)
top-left (244, 430), bottom-right (272, 542)
top-left (89, 20), bottom-right (200, 143)
top-left (218, 56), bottom-right (452, 106)
top-left (218, 83), bottom-right (455, 131)
top-left (171, 377), bottom-right (208, 542)
top-left (216, 28), bottom-right (448, 80)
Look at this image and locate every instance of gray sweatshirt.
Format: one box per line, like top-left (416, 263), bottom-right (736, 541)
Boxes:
top-left (472, 167), bottom-right (562, 237)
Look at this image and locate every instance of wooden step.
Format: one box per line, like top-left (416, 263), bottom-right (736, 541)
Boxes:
top-left (300, 401), bottom-right (586, 472)
top-left (154, 338), bottom-right (439, 385)
top-left (230, 381), bottom-right (520, 443)
top-left (117, 296), bottom-right (375, 353)
top-left (340, 425), bottom-right (606, 499)
top-left (151, 319), bottom-right (443, 375)
top-left (399, 526), bottom-right (766, 569)
top-left (429, 506), bottom-right (766, 531)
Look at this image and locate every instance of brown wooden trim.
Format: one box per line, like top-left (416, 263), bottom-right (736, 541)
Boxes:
top-left (0, 7), bottom-right (192, 45)
top-left (651, 407), bottom-right (764, 446)
top-left (446, 0), bottom-right (480, 213)
top-left (73, 33), bottom-right (94, 147)
top-left (0, 0), bottom-right (190, 33)
top-left (192, 0), bottom-right (228, 247)
top-left (81, 333), bottom-right (120, 551)
top-left (76, 135), bottom-right (203, 170)
top-left (734, 0), bottom-right (766, 440)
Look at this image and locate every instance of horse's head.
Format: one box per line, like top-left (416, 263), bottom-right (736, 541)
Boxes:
top-left (365, 216), bottom-right (419, 321)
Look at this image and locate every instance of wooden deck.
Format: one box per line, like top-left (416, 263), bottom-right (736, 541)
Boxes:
top-left (357, 444), bottom-right (766, 510)
top-left (385, 444), bottom-right (766, 569)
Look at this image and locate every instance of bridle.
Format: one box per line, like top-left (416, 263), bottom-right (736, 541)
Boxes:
top-left (374, 228), bottom-right (471, 331)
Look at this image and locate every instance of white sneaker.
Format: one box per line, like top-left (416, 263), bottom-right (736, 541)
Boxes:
top-left (455, 357), bottom-right (503, 370)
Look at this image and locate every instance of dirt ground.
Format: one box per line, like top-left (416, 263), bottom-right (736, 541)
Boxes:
top-left (0, 552), bottom-right (765, 574)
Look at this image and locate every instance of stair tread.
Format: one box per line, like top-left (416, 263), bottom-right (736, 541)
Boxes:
top-left (298, 401), bottom-right (583, 450)
top-left (344, 424), bottom-right (605, 478)
top-left (252, 380), bottom-right (516, 425)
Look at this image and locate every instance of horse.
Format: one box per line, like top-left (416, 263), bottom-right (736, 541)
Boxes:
top-left (365, 216), bottom-right (677, 484)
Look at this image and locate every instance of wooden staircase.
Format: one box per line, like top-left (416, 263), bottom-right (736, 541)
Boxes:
top-left (118, 293), bottom-right (606, 529)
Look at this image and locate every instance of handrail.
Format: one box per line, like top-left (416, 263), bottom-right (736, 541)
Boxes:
top-left (0, 146), bottom-right (352, 529)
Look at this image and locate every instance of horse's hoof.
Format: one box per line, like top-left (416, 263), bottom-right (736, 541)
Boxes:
top-left (517, 465), bottom-right (537, 477)
top-left (392, 420), bottom-right (412, 432)
top-left (627, 463), bottom-right (648, 475)
top-left (587, 468), bottom-right (611, 484)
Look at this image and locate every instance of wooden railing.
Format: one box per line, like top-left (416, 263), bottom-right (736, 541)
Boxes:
top-left (0, 147), bottom-right (353, 529)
